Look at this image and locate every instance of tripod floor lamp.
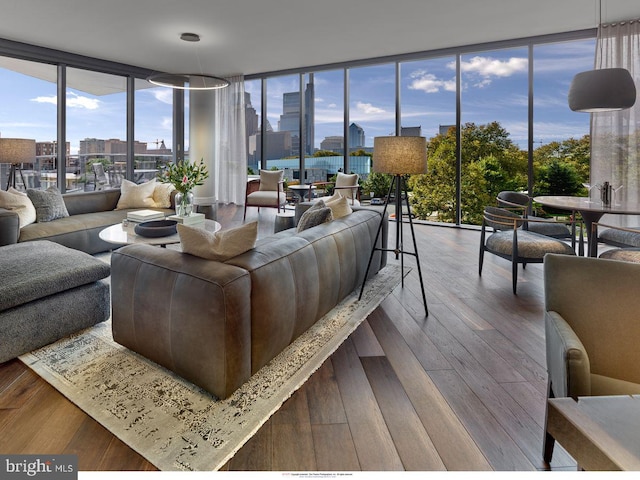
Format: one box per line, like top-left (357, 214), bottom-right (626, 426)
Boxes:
top-left (0, 138), bottom-right (36, 190)
top-left (359, 135), bottom-right (429, 317)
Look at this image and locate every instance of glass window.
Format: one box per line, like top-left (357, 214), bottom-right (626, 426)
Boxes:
top-left (533, 39), bottom-right (594, 198)
top-left (309, 69), bottom-right (344, 183)
top-left (244, 79), bottom-right (261, 174)
top-left (134, 79), bottom-right (173, 184)
top-left (0, 57), bottom-right (57, 191)
top-left (401, 57), bottom-right (456, 223)
top-left (265, 75), bottom-right (300, 178)
top-left (67, 68), bottom-right (127, 191)
top-left (459, 47), bottom-right (529, 225)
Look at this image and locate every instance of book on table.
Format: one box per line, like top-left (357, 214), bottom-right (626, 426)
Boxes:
top-left (167, 213), bottom-right (205, 225)
top-left (127, 209), bottom-right (166, 222)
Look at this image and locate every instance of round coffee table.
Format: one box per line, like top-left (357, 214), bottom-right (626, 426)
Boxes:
top-left (99, 219), bottom-right (222, 247)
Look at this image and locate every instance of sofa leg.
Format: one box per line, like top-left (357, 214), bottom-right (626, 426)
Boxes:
top-left (543, 431), bottom-right (555, 467)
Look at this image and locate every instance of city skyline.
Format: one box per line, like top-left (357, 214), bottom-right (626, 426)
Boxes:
top-left (1, 37), bottom-right (595, 157)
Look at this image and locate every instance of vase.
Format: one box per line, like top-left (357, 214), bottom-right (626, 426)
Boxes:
top-left (175, 191), bottom-right (194, 217)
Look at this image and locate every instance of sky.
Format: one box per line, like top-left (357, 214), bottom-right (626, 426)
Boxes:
top-left (0, 37), bottom-right (595, 155)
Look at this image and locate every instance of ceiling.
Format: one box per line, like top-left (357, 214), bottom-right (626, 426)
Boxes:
top-left (1, 0), bottom-right (639, 78)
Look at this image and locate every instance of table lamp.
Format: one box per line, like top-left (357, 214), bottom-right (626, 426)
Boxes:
top-left (358, 136), bottom-right (429, 317)
top-left (0, 138), bottom-right (36, 190)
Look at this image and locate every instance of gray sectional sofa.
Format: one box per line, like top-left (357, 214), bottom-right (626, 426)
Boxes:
top-left (0, 189), bottom-right (175, 254)
top-left (110, 207), bottom-right (388, 399)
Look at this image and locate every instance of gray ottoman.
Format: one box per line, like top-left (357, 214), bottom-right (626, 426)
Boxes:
top-left (0, 240), bottom-right (111, 363)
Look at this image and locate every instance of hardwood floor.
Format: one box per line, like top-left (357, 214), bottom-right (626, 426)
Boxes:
top-left (0, 204), bottom-right (579, 472)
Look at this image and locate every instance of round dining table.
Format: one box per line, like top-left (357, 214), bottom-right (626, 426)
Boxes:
top-left (533, 195), bottom-right (640, 257)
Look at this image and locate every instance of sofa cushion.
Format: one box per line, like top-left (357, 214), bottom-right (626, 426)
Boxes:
top-left (296, 200), bottom-right (333, 232)
top-left (27, 187), bottom-right (69, 222)
top-left (178, 221), bottom-right (258, 261)
top-left (116, 179), bottom-right (157, 209)
top-left (0, 187), bottom-right (36, 228)
top-left (325, 195), bottom-right (353, 219)
top-left (0, 240), bottom-right (110, 311)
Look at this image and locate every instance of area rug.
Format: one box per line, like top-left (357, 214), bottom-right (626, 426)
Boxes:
top-left (19, 265), bottom-right (402, 471)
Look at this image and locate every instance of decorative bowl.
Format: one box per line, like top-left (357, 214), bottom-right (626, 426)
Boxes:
top-left (134, 219), bottom-right (178, 238)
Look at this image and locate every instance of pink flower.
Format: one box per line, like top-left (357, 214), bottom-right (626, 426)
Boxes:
top-left (182, 175), bottom-right (188, 185)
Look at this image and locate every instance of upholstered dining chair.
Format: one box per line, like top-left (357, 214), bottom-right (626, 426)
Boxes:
top-left (542, 254), bottom-right (640, 465)
top-left (594, 222), bottom-right (640, 263)
top-left (497, 191), bottom-right (580, 253)
top-left (243, 169), bottom-right (287, 220)
top-left (479, 206), bottom-right (576, 294)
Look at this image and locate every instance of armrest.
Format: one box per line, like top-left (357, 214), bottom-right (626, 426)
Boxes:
top-left (0, 208), bottom-right (20, 246)
top-left (545, 310), bottom-right (591, 398)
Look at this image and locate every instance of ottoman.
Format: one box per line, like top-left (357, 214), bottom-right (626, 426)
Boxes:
top-left (0, 240), bottom-right (111, 363)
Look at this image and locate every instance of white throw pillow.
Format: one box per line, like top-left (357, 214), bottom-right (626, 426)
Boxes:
top-left (0, 187), bottom-right (36, 228)
top-left (324, 195), bottom-right (353, 219)
top-left (153, 182), bottom-right (175, 208)
top-left (116, 179), bottom-right (157, 210)
top-left (178, 221), bottom-right (258, 261)
top-left (258, 169), bottom-right (283, 191)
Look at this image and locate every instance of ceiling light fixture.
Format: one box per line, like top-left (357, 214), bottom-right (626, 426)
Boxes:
top-left (568, 0), bottom-right (636, 112)
top-left (146, 33), bottom-right (230, 90)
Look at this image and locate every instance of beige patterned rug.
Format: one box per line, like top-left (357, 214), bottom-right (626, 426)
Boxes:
top-left (19, 265), bottom-right (401, 471)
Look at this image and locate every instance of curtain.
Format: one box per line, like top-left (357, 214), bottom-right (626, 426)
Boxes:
top-left (212, 75), bottom-right (247, 205)
top-left (591, 20), bottom-right (640, 225)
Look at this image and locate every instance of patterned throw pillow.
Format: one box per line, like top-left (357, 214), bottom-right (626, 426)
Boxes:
top-left (26, 187), bottom-right (69, 223)
top-left (178, 221), bottom-right (258, 261)
top-left (153, 182), bottom-right (175, 208)
top-left (296, 200), bottom-right (333, 232)
top-left (0, 187), bottom-right (36, 228)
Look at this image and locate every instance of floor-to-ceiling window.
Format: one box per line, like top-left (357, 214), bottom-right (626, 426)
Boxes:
top-left (244, 79), bottom-right (261, 174)
top-left (134, 79), bottom-right (173, 184)
top-left (265, 75), bottom-right (300, 177)
top-left (400, 56), bottom-right (456, 222)
top-left (0, 58), bottom-right (57, 191)
top-left (66, 68), bottom-right (127, 191)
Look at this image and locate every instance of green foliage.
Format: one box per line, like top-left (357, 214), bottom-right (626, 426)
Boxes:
top-left (362, 172), bottom-right (393, 199)
top-left (157, 159), bottom-right (209, 194)
top-left (247, 167), bottom-right (255, 175)
top-left (350, 149), bottom-right (372, 157)
top-left (407, 121), bottom-right (590, 225)
top-left (313, 150), bottom-right (341, 157)
top-left (534, 158), bottom-right (582, 196)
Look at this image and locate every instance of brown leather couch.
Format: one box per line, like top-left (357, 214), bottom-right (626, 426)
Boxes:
top-left (110, 208), bottom-right (388, 399)
top-left (0, 189), bottom-right (174, 254)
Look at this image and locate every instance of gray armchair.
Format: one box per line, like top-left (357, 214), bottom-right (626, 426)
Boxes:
top-left (542, 254), bottom-right (640, 464)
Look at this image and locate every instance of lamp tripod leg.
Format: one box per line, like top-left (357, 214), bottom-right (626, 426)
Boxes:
top-left (402, 177), bottom-right (428, 317)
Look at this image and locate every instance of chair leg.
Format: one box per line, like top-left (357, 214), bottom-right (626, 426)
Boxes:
top-left (243, 204), bottom-right (247, 221)
top-left (512, 260), bottom-right (518, 294)
top-left (543, 381), bottom-right (556, 466)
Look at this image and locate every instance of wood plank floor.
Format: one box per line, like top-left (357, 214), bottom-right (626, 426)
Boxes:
top-left (0, 204), bottom-right (580, 472)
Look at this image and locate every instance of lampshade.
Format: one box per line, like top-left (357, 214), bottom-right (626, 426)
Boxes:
top-left (0, 138), bottom-right (36, 164)
top-left (568, 68), bottom-right (637, 112)
top-left (373, 136), bottom-right (427, 175)
top-left (146, 33), bottom-right (230, 91)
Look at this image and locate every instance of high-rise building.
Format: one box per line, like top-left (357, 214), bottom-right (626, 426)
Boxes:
top-left (401, 126), bottom-right (422, 137)
top-left (348, 123), bottom-right (365, 148)
top-left (278, 84), bottom-right (314, 156)
top-left (320, 136), bottom-right (344, 152)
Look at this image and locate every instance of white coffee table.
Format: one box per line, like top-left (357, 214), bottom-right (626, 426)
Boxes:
top-left (99, 219), bottom-right (222, 247)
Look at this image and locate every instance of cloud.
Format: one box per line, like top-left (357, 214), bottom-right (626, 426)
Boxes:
top-left (30, 91), bottom-right (100, 110)
top-left (355, 101), bottom-right (386, 115)
top-left (148, 88), bottom-right (173, 105)
top-left (408, 70), bottom-right (456, 93)
top-left (451, 56), bottom-right (527, 87)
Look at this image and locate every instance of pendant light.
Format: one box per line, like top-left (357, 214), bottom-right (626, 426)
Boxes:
top-left (146, 33), bottom-right (229, 90)
top-left (568, 1), bottom-right (636, 112)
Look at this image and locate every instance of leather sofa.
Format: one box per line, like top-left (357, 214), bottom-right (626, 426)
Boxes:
top-left (110, 208), bottom-right (388, 399)
top-left (0, 189), bottom-right (174, 254)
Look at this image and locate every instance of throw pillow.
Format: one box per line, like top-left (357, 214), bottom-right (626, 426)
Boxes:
top-left (0, 187), bottom-right (36, 228)
top-left (296, 200), bottom-right (333, 232)
top-left (26, 187), bottom-right (69, 223)
top-left (325, 195), bottom-right (353, 219)
top-left (259, 169), bottom-right (283, 191)
top-left (116, 179), bottom-right (157, 210)
top-left (178, 221), bottom-right (258, 261)
top-left (322, 191), bottom-right (343, 203)
top-left (153, 182), bottom-right (175, 208)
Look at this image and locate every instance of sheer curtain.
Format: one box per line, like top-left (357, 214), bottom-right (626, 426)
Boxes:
top-left (212, 75), bottom-right (247, 205)
top-left (591, 20), bottom-right (640, 225)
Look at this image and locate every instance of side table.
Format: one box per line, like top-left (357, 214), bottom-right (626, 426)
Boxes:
top-left (274, 211), bottom-right (295, 233)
